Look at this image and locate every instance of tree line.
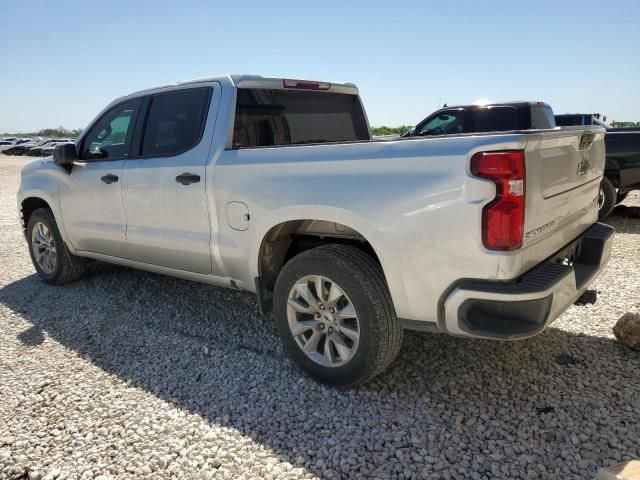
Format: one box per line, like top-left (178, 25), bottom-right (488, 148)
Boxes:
top-left (1, 127), bottom-right (83, 138)
top-left (370, 125), bottom-right (412, 136)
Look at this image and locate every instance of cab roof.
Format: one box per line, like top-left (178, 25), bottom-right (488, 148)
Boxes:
top-left (443, 101), bottom-right (551, 110)
top-left (123, 74), bottom-right (359, 99)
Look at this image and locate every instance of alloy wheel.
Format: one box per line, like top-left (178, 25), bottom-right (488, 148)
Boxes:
top-left (286, 275), bottom-right (360, 367)
top-left (31, 222), bottom-right (57, 274)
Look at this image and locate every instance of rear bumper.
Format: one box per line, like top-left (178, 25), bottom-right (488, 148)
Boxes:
top-left (441, 222), bottom-right (615, 340)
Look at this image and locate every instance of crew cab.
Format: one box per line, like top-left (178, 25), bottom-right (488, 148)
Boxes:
top-left (555, 114), bottom-right (640, 218)
top-left (18, 75), bottom-right (613, 387)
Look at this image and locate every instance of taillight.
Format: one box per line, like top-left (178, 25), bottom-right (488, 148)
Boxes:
top-left (471, 150), bottom-right (525, 251)
top-left (282, 79), bottom-right (331, 90)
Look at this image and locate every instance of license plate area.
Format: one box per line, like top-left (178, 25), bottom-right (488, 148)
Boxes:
top-left (551, 237), bottom-right (582, 267)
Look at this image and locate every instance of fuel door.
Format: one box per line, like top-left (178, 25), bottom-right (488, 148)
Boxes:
top-left (226, 201), bottom-right (250, 231)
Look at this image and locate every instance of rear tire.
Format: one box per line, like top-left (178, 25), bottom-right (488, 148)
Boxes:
top-left (598, 177), bottom-right (616, 220)
top-left (27, 208), bottom-right (87, 285)
top-left (274, 244), bottom-right (402, 388)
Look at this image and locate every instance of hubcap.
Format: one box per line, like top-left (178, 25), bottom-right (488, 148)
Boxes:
top-left (31, 222), bottom-right (57, 274)
top-left (597, 187), bottom-right (605, 211)
top-left (286, 275), bottom-right (360, 368)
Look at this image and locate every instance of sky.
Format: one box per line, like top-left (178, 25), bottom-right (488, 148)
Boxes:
top-left (1, 0), bottom-right (639, 132)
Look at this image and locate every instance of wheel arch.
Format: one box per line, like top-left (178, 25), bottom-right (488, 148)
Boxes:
top-left (254, 214), bottom-right (391, 314)
top-left (20, 197), bottom-right (52, 234)
top-left (18, 185), bottom-right (76, 254)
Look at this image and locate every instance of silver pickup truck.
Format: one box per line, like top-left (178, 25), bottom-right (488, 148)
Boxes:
top-left (18, 75), bottom-right (614, 387)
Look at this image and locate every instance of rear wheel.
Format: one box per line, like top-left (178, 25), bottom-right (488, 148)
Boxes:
top-left (274, 244), bottom-right (402, 387)
top-left (27, 208), bottom-right (86, 285)
top-left (597, 177), bottom-right (617, 220)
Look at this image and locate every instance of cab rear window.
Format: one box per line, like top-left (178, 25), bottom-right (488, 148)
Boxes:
top-left (232, 88), bottom-right (369, 148)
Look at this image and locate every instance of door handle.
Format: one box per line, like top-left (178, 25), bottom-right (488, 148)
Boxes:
top-left (175, 172), bottom-right (201, 185)
top-left (100, 174), bottom-right (119, 184)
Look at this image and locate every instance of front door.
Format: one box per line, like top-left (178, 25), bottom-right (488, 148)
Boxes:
top-left (121, 86), bottom-right (218, 274)
top-left (59, 99), bottom-right (141, 257)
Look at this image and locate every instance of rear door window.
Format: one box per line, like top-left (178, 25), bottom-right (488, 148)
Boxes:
top-left (232, 89), bottom-right (369, 148)
top-left (530, 106), bottom-right (556, 129)
top-left (141, 87), bottom-right (212, 157)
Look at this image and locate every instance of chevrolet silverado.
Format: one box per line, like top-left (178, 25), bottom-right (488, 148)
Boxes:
top-left (18, 75), bottom-right (614, 386)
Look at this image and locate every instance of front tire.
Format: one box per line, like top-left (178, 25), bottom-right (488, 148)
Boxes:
top-left (598, 177), bottom-right (617, 220)
top-left (27, 208), bottom-right (86, 285)
top-left (274, 244), bottom-right (402, 387)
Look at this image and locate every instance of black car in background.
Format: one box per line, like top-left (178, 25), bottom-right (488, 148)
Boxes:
top-left (556, 114), bottom-right (640, 218)
top-left (0, 138), bottom-right (31, 154)
top-left (40, 140), bottom-right (74, 156)
top-left (5, 138), bottom-right (46, 155)
top-left (27, 139), bottom-right (72, 156)
top-left (402, 101), bottom-right (557, 137)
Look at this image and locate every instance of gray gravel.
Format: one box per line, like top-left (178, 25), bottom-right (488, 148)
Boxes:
top-left (1, 155), bottom-right (639, 480)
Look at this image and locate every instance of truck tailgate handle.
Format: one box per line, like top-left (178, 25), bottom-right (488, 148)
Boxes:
top-left (175, 173), bottom-right (201, 185)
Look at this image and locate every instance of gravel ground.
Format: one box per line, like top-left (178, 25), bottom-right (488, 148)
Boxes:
top-left (1, 155), bottom-right (639, 480)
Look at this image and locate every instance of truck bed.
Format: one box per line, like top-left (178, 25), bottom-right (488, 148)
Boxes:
top-left (215, 126), bottom-right (606, 326)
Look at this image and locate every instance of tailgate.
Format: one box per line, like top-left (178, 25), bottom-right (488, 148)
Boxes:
top-left (519, 126), bottom-right (606, 263)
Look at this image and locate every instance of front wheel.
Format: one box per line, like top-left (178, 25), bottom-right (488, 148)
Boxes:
top-left (274, 244), bottom-right (402, 387)
top-left (27, 208), bottom-right (87, 285)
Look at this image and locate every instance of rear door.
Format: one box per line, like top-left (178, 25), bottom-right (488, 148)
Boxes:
top-left (121, 84), bottom-right (220, 274)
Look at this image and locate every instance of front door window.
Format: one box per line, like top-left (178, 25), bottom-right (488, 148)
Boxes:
top-left (81, 102), bottom-right (138, 160)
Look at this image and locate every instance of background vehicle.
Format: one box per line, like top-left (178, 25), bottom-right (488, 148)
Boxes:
top-left (556, 114), bottom-right (640, 218)
top-left (26, 139), bottom-right (67, 156)
top-left (18, 75), bottom-right (612, 387)
top-left (40, 139), bottom-right (75, 157)
top-left (402, 101), bottom-right (556, 137)
top-left (0, 138), bottom-right (30, 153)
top-left (611, 121), bottom-right (639, 128)
top-left (5, 137), bottom-right (46, 156)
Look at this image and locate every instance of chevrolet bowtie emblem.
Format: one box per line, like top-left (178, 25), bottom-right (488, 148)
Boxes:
top-left (577, 156), bottom-right (590, 176)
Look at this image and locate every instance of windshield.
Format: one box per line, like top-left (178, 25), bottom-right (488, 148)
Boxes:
top-left (416, 110), bottom-right (465, 135)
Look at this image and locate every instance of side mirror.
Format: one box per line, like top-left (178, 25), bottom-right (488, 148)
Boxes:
top-left (53, 143), bottom-right (77, 172)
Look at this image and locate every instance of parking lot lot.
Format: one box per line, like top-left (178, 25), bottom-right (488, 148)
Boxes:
top-left (0, 155), bottom-right (639, 480)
